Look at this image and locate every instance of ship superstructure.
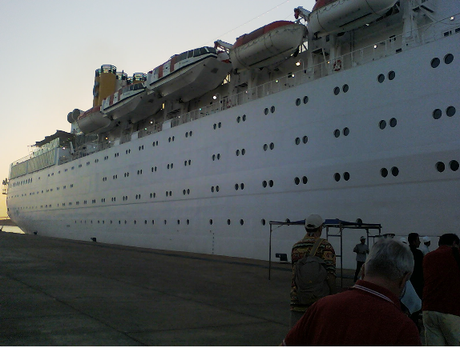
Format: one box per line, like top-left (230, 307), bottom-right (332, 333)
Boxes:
top-left (4, 0), bottom-right (460, 269)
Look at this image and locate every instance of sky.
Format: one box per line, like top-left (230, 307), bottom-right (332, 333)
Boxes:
top-left (0, 0), bottom-right (316, 218)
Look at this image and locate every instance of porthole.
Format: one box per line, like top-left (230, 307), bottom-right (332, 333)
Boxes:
top-left (263, 144), bottom-right (268, 151)
top-left (379, 120), bottom-right (387, 129)
top-left (209, 219), bottom-right (213, 225)
top-left (388, 71), bottom-right (395, 80)
top-left (334, 173), bottom-right (341, 182)
top-left (296, 98), bottom-right (301, 106)
top-left (269, 180), bottom-right (274, 187)
top-left (343, 127), bottom-right (350, 136)
top-left (263, 181), bottom-right (267, 188)
top-left (436, 162), bottom-right (446, 172)
top-left (236, 149), bottom-right (240, 156)
top-left (164, 220), bottom-right (167, 225)
top-left (431, 57), bottom-right (440, 68)
top-left (302, 176), bottom-right (308, 184)
top-left (261, 219), bottom-right (266, 226)
top-left (342, 84), bottom-right (349, 93)
top-left (444, 53), bottom-right (454, 64)
top-left (303, 96), bottom-right (309, 104)
top-left (334, 129), bottom-right (340, 138)
top-left (446, 106), bottom-right (456, 117)
top-left (264, 108), bottom-right (269, 115)
top-left (241, 183), bottom-right (245, 190)
top-left (303, 136), bottom-right (308, 144)
top-left (295, 137), bottom-right (301, 145)
top-left (333, 86), bottom-right (340, 95)
top-left (389, 118), bottom-right (397, 127)
top-left (294, 177), bottom-right (300, 185)
top-left (381, 168), bottom-right (389, 178)
top-left (343, 172), bottom-right (350, 181)
top-left (242, 115), bottom-right (246, 121)
top-left (235, 184), bottom-right (239, 190)
top-left (433, 109), bottom-right (442, 119)
top-left (378, 74), bottom-right (385, 83)
top-left (269, 143), bottom-right (274, 150)
top-left (391, 167), bottom-right (399, 176)
top-left (270, 106), bottom-right (275, 113)
top-left (227, 219), bottom-right (231, 225)
top-left (237, 116), bottom-right (241, 123)
top-left (450, 160), bottom-right (459, 171)
top-left (240, 219), bottom-right (244, 225)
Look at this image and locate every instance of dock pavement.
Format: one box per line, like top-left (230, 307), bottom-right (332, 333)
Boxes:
top-left (0, 231), bottom-right (355, 345)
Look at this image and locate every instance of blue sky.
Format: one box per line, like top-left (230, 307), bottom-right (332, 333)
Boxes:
top-left (0, 0), bottom-right (316, 217)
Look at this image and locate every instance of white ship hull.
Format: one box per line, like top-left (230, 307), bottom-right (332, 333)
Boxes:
top-left (6, 2), bottom-right (460, 269)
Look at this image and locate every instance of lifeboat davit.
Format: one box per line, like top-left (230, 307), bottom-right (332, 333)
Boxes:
top-left (147, 46), bottom-right (232, 103)
top-left (230, 21), bottom-right (306, 71)
top-left (308, 0), bottom-right (397, 35)
top-left (76, 106), bottom-right (113, 134)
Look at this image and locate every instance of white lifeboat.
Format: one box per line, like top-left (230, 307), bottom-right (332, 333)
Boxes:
top-left (308, 0), bottom-right (397, 35)
top-left (76, 106), bottom-right (113, 134)
top-left (230, 21), bottom-right (306, 71)
top-left (146, 46), bottom-right (231, 103)
top-left (101, 73), bottom-right (161, 123)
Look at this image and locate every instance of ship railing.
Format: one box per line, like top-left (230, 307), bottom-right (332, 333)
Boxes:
top-left (169, 13), bottom-right (459, 129)
top-left (8, 12), bottom-right (459, 173)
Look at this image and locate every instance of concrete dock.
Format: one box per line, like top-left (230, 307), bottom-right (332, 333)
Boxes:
top-left (0, 231), bottom-right (354, 345)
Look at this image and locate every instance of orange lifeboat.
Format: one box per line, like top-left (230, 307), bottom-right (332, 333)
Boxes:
top-left (230, 21), bottom-right (306, 71)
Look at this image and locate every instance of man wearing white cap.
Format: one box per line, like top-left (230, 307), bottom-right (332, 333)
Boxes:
top-left (420, 236), bottom-right (431, 255)
top-left (289, 214), bottom-right (336, 328)
top-left (353, 236), bottom-right (369, 282)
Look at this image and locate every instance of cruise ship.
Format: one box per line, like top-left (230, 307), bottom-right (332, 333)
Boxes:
top-left (4, 0), bottom-right (460, 269)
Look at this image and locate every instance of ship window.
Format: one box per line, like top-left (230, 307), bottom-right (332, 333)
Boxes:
top-left (433, 109), bottom-right (442, 119)
top-left (295, 137), bottom-right (301, 145)
top-left (391, 167), bottom-right (399, 176)
top-left (334, 87), bottom-right (340, 95)
top-left (381, 168), bottom-right (388, 178)
top-left (343, 172), bottom-right (350, 181)
top-left (303, 96), bottom-right (309, 104)
top-left (389, 118), bottom-right (397, 127)
top-left (264, 108), bottom-right (269, 115)
top-left (342, 84), bottom-right (349, 93)
top-left (343, 127), bottom-right (350, 136)
top-left (444, 53), bottom-right (454, 64)
top-left (378, 74), bottom-right (385, 83)
top-left (379, 120), bottom-right (387, 129)
top-left (450, 160), bottom-right (459, 171)
top-left (227, 219), bottom-right (231, 225)
top-left (334, 129), bottom-right (340, 138)
top-left (388, 71), bottom-right (395, 80)
top-left (334, 173), bottom-right (341, 182)
top-left (446, 106), bottom-right (456, 117)
top-left (436, 162), bottom-right (445, 172)
top-left (240, 219), bottom-right (244, 225)
top-left (431, 58), bottom-right (440, 68)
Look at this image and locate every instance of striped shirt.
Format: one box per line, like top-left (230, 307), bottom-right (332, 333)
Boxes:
top-left (290, 236), bottom-right (336, 311)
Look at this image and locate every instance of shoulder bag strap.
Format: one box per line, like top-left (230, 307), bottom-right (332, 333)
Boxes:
top-left (309, 238), bottom-right (324, 257)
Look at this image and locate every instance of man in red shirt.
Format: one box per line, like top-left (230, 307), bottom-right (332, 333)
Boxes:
top-left (422, 233), bottom-right (460, 345)
top-left (282, 239), bottom-right (421, 346)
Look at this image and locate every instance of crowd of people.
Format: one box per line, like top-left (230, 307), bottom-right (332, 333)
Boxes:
top-left (282, 214), bottom-right (460, 346)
